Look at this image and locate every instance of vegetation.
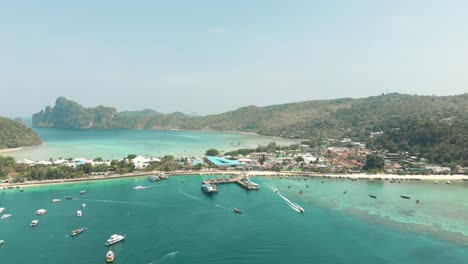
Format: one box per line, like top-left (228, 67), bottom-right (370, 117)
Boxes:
top-left (363, 155), bottom-right (385, 172)
top-left (0, 117), bottom-right (42, 149)
top-left (205, 149), bottom-right (220, 156)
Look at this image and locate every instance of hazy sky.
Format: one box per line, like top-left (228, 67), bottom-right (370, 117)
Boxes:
top-left (1, 1), bottom-right (467, 117)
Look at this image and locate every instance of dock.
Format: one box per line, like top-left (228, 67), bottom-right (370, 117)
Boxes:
top-left (202, 174), bottom-right (259, 191)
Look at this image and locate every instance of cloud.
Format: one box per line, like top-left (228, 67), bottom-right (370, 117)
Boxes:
top-left (207, 28), bottom-right (225, 35)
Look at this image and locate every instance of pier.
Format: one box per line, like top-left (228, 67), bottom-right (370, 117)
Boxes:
top-left (202, 174), bottom-right (259, 191)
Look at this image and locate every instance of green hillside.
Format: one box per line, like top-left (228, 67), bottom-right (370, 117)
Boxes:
top-left (32, 93), bottom-right (468, 141)
top-left (0, 117), bottom-right (42, 149)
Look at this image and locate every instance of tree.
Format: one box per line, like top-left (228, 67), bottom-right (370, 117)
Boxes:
top-left (127, 154), bottom-right (137, 160)
top-left (93, 157), bottom-right (104, 162)
top-left (364, 155), bottom-right (384, 171)
top-left (205, 149), bottom-right (220, 156)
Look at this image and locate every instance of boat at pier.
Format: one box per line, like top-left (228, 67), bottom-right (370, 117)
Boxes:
top-left (201, 183), bottom-right (217, 194)
top-left (149, 175), bottom-right (160, 182)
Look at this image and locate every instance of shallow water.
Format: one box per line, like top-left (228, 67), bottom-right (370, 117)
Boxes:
top-left (1, 176), bottom-right (467, 264)
top-left (6, 128), bottom-right (294, 160)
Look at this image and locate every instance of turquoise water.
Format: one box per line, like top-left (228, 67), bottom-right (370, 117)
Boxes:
top-left (1, 176), bottom-right (467, 264)
top-left (6, 128), bottom-right (294, 160)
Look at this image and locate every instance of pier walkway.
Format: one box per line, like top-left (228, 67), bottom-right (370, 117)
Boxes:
top-left (202, 174), bottom-right (259, 191)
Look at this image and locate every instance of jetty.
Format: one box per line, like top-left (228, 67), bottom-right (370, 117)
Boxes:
top-left (201, 174), bottom-right (260, 191)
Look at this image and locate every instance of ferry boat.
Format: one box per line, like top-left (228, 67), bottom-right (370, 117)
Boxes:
top-left (0, 207), bottom-right (4, 214)
top-left (1, 214), bottom-right (12, 219)
top-left (149, 175), bottom-right (160, 182)
top-left (201, 183), bottom-right (217, 194)
top-left (35, 209), bottom-right (47, 215)
top-left (52, 199), bottom-right (62, 203)
top-left (31, 220), bottom-right (39, 227)
top-left (106, 250), bottom-right (115, 263)
top-left (105, 234), bottom-right (125, 246)
top-left (76, 210), bottom-right (82, 217)
top-left (80, 190), bottom-right (86, 195)
top-left (70, 228), bottom-right (85, 237)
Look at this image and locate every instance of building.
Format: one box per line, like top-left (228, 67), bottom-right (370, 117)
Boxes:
top-left (205, 156), bottom-right (241, 169)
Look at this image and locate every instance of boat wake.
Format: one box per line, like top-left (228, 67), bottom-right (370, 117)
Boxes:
top-left (146, 251), bottom-right (180, 264)
top-left (74, 198), bottom-right (149, 205)
top-left (180, 191), bottom-right (231, 211)
top-left (276, 192), bottom-right (304, 213)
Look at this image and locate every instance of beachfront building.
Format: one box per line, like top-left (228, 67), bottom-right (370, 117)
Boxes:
top-left (249, 152), bottom-right (276, 163)
top-left (132, 156), bottom-right (161, 169)
top-left (205, 156), bottom-right (241, 169)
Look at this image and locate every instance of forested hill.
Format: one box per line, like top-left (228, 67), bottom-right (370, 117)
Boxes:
top-left (0, 117), bottom-right (42, 149)
top-left (32, 94), bottom-right (468, 140)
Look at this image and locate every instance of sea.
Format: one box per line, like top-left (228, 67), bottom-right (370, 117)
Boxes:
top-left (6, 127), bottom-right (296, 161)
top-left (1, 175), bottom-right (467, 264)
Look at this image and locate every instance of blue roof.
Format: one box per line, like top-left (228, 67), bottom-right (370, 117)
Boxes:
top-left (206, 156), bottom-right (240, 167)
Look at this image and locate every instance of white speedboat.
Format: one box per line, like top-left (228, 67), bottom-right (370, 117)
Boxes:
top-left (1, 214), bottom-right (12, 219)
top-left (52, 199), bottom-right (62, 203)
top-left (134, 186), bottom-right (144, 190)
top-left (76, 210), bottom-right (82, 217)
top-left (31, 220), bottom-right (39, 227)
top-left (80, 190), bottom-right (86, 195)
top-left (0, 207), bottom-right (4, 214)
top-left (81, 203), bottom-right (86, 208)
top-left (35, 209), bottom-right (47, 215)
top-left (0, 240), bottom-right (5, 245)
top-left (105, 234), bottom-right (125, 246)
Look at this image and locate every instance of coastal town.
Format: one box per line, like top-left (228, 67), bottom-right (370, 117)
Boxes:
top-left (2, 138), bottom-right (467, 187)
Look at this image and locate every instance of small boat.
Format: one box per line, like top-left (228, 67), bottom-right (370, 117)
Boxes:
top-left (81, 203), bottom-right (86, 208)
top-left (31, 220), bottom-right (39, 227)
top-left (446, 181), bottom-right (451, 185)
top-left (0, 208), bottom-right (4, 214)
top-left (201, 184), bottom-right (217, 194)
top-left (149, 175), bottom-right (160, 182)
top-left (416, 200), bottom-right (420, 204)
top-left (80, 190), bottom-right (86, 195)
top-left (434, 181), bottom-right (439, 184)
top-left (306, 185), bottom-right (309, 188)
top-left (0, 240), bottom-right (5, 245)
top-left (233, 208), bottom-right (242, 214)
top-left (65, 196), bottom-right (73, 200)
top-left (299, 190), bottom-right (303, 194)
top-left (369, 195), bottom-right (377, 199)
top-left (287, 186), bottom-right (291, 189)
top-left (297, 205), bottom-right (305, 213)
top-left (76, 210), bottom-right (82, 217)
top-left (105, 234), bottom-right (125, 246)
top-left (70, 228), bottom-right (85, 237)
top-left (134, 186), bottom-right (144, 190)
top-left (274, 189), bottom-right (279, 193)
top-left (343, 190), bottom-right (348, 194)
top-left (52, 199), bottom-right (62, 203)
top-left (35, 209), bottom-right (47, 215)
top-left (19, 188), bottom-right (24, 192)
top-left (400, 195), bottom-right (411, 199)
top-left (106, 250), bottom-right (115, 263)
top-left (1, 214), bottom-right (12, 220)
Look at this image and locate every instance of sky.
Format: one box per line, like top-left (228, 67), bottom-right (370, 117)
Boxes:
top-left (0, 0), bottom-right (467, 117)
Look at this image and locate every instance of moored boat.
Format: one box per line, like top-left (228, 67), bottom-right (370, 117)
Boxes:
top-left (35, 209), bottom-right (47, 215)
top-left (1, 214), bottom-right (12, 219)
top-left (52, 199), bottom-right (62, 203)
top-left (201, 183), bottom-right (217, 194)
top-left (31, 220), bottom-right (39, 227)
top-left (0, 240), bottom-right (5, 245)
top-left (106, 250), bottom-right (115, 263)
top-left (400, 195), bottom-right (411, 199)
top-left (149, 175), bottom-right (160, 182)
top-left (70, 228), bottom-right (85, 237)
top-left (77, 210), bottom-right (82, 217)
top-left (81, 203), bottom-right (87, 208)
top-left (65, 196), bottom-right (73, 200)
top-left (0, 207), bottom-right (4, 214)
top-left (369, 195), bottom-right (377, 199)
top-left (105, 234), bottom-right (125, 246)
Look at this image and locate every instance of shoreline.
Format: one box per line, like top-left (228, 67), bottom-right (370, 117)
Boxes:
top-left (2, 170), bottom-right (467, 188)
